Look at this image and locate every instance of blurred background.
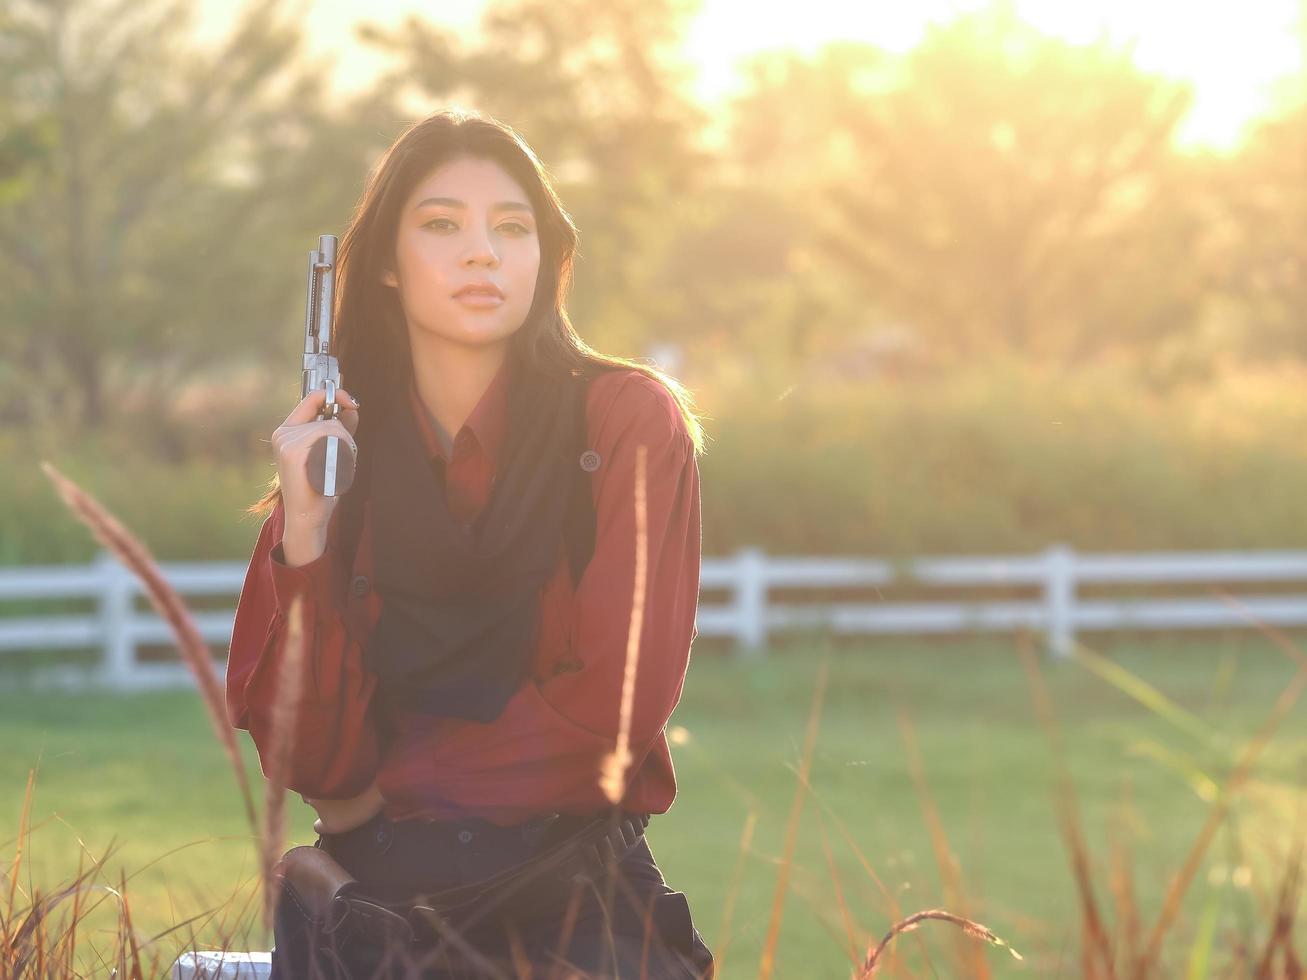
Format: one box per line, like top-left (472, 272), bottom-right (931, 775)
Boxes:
top-left (3, 0), bottom-right (1307, 976)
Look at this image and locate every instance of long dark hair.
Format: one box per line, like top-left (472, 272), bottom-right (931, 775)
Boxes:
top-left (248, 108), bottom-right (705, 517)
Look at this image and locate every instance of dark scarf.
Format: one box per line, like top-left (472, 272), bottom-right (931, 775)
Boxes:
top-left (349, 357), bottom-right (607, 722)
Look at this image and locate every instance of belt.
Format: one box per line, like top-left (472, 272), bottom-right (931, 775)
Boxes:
top-left (275, 809), bottom-right (651, 951)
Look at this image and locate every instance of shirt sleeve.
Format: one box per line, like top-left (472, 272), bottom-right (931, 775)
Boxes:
top-left (378, 374), bottom-right (701, 817)
top-left (225, 497), bottom-right (383, 799)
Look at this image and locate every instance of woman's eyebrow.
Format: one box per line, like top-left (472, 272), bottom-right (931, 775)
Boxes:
top-left (413, 196), bottom-right (534, 215)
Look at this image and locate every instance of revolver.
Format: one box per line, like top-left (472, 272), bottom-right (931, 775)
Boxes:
top-left (301, 234), bottom-right (356, 497)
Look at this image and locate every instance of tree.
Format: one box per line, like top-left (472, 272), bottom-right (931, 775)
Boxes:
top-left (1206, 101), bottom-right (1307, 362)
top-left (725, 6), bottom-right (1206, 369)
top-left (0, 0), bottom-right (381, 435)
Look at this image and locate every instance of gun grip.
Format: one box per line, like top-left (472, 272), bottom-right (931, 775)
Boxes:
top-left (306, 435), bottom-right (357, 497)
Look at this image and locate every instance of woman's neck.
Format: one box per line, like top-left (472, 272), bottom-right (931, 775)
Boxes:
top-left (409, 336), bottom-right (510, 457)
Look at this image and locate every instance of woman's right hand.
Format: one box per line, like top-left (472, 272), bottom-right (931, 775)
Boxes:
top-left (273, 386), bottom-right (361, 542)
top-left (303, 779), bottom-right (387, 836)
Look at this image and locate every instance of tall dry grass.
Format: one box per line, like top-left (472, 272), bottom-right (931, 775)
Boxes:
top-left (3, 465), bottom-right (292, 975)
top-left (3, 462), bottom-right (1302, 976)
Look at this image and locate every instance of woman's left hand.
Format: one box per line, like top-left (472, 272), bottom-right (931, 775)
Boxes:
top-left (302, 779), bottom-right (386, 835)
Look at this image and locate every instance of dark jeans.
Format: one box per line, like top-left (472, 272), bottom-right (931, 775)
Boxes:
top-left (270, 810), bottom-right (715, 979)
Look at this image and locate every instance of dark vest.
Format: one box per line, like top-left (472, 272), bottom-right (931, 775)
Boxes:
top-left (334, 361), bottom-right (612, 722)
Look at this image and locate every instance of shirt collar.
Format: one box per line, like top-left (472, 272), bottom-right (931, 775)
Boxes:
top-left (407, 356), bottom-right (512, 467)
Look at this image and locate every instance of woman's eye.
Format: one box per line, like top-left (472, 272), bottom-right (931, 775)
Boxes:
top-left (423, 218), bottom-right (530, 234)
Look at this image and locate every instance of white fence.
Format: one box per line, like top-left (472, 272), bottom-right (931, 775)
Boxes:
top-left (3, 545), bottom-right (1307, 691)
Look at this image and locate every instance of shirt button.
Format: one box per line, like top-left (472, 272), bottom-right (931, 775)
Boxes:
top-left (457, 829), bottom-right (475, 845)
top-left (351, 575), bottom-right (370, 596)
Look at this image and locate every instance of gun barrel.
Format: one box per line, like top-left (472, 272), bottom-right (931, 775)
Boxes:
top-left (314, 234), bottom-right (337, 356)
top-left (303, 250), bottom-right (318, 357)
top-left (299, 233), bottom-right (353, 497)
top-left (301, 234), bottom-right (340, 400)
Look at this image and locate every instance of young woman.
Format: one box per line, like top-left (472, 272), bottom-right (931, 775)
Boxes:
top-left (225, 109), bottom-right (714, 978)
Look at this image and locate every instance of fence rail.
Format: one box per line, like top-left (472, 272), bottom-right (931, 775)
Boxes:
top-left (3, 545), bottom-right (1307, 691)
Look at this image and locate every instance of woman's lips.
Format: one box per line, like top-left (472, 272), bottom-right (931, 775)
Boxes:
top-left (454, 292), bottom-right (505, 308)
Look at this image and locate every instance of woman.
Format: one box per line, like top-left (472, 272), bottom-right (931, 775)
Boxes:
top-left (225, 109), bottom-right (714, 978)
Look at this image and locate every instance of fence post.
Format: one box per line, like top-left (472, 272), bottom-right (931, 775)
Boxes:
top-left (1043, 543), bottom-right (1076, 659)
top-left (96, 551), bottom-right (135, 688)
top-left (733, 546), bottom-right (768, 658)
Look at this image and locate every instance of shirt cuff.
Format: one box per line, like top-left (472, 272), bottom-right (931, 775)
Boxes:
top-left (268, 539), bottom-right (341, 613)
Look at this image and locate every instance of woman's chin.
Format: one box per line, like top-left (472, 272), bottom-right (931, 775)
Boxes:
top-left (412, 323), bottom-right (520, 351)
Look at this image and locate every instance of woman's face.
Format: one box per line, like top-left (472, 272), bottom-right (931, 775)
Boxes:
top-left (383, 155), bottom-right (541, 352)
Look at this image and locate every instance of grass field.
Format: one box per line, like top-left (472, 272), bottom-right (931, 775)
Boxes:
top-left (3, 632), bottom-right (1305, 977)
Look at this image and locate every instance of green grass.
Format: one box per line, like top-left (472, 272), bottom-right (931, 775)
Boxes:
top-left (3, 632), bottom-right (1305, 977)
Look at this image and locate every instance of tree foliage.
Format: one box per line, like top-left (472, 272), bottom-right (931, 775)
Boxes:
top-left (726, 8), bottom-right (1208, 369)
top-left (1206, 102), bottom-right (1307, 362)
top-left (0, 0), bottom-right (380, 437)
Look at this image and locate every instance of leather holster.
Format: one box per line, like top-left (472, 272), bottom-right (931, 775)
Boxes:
top-left (274, 846), bottom-right (417, 945)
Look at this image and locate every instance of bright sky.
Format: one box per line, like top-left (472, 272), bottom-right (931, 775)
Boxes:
top-left (200, 0), bottom-right (1306, 151)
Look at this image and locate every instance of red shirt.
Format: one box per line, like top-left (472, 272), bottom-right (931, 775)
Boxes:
top-left (225, 359), bottom-right (702, 826)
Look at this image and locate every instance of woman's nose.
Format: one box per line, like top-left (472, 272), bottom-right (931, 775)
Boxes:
top-left (462, 234), bottom-right (499, 265)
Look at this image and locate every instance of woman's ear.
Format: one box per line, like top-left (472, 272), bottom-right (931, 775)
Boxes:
top-left (380, 267), bottom-right (398, 288)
